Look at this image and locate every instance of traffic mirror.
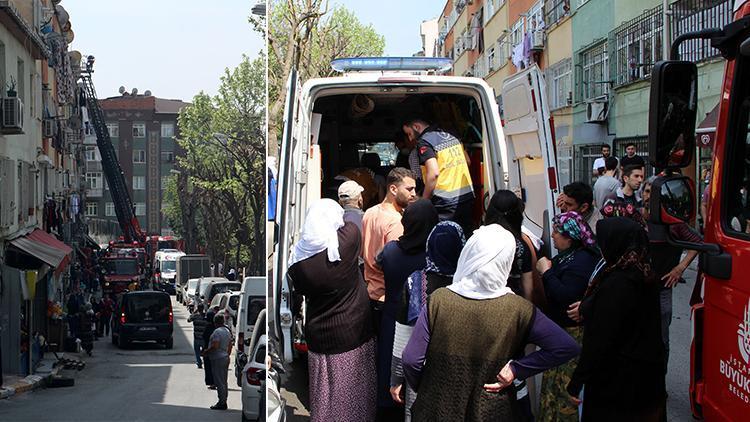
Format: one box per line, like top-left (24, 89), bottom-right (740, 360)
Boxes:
top-left (648, 61), bottom-right (697, 170)
top-left (649, 175), bottom-right (695, 225)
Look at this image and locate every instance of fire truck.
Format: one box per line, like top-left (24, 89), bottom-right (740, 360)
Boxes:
top-left (648, 1), bottom-right (750, 419)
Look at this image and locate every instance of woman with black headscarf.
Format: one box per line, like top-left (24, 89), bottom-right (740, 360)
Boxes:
top-left (390, 221), bottom-right (466, 420)
top-left (567, 217), bottom-right (666, 421)
top-left (377, 199), bottom-right (439, 420)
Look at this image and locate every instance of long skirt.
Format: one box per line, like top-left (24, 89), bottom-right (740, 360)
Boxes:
top-left (308, 338), bottom-right (377, 422)
top-left (539, 326), bottom-right (583, 422)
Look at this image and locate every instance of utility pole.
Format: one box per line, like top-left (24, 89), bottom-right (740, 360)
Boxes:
top-left (663, 0), bottom-right (671, 60)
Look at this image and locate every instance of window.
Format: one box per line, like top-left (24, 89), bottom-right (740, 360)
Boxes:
top-left (510, 19), bottom-right (524, 47)
top-left (557, 145), bottom-right (573, 188)
top-left (161, 122), bottom-right (175, 138)
top-left (487, 46), bottom-right (496, 72)
top-left (671, 0), bottom-right (734, 63)
top-left (497, 34), bottom-right (511, 68)
top-left (132, 176), bottom-right (146, 190)
top-left (135, 203), bottom-right (146, 216)
top-left (528, 1), bottom-right (545, 32)
top-left (85, 202), bottom-right (98, 217)
top-left (577, 0), bottom-right (590, 7)
top-left (611, 6), bottom-right (663, 86)
top-left (86, 172), bottom-right (102, 189)
top-left (547, 58), bottom-right (572, 110)
top-left (161, 175), bottom-right (170, 190)
top-left (484, 0), bottom-right (496, 25)
top-left (723, 54), bottom-right (750, 237)
top-left (132, 122), bottom-right (146, 138)
top-left (579, 41), bottom-right (608, 101)
top-left (546, 0), bottom-right (570, 26)
top-left (161, 151), bottom-right (174, 163)
top-left (105, 202), bottom-right (115, 217)
top-left (106, 122), bottom-right (119, 138)
top-left (133, 150), bottom-right (146, 163)
top-left (85, 146), bottom-right (98, 161)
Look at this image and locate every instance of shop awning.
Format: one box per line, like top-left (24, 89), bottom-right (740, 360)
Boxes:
top-left (9, 229), bottom-right (72, 273)
top-left (696, 103), bottom-right (720, 148)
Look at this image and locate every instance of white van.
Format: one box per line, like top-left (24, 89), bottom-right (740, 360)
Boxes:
top-left (272, 58), bottom-right (559, 362)
top-left (234, 276), bottom-right (266, 386)
top-left (153, 250), bottom-right (186, 295)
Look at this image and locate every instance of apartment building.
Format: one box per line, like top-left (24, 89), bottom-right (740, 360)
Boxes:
top-left (83, 92), bottom-right (188, 239)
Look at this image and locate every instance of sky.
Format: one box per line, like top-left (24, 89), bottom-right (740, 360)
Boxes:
top-left (332, 0), bottom-right (445, 57)
top-left (65, 0), bottom-right (264, 102)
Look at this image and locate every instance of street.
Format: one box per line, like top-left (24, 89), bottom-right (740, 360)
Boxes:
top-left (279, 264), bottom-right (700, 421)
top-left (0, 297), bottom-right (242, 422)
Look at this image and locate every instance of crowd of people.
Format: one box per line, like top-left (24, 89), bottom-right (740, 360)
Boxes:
top-left (286, 121), bottom-right (699, 421)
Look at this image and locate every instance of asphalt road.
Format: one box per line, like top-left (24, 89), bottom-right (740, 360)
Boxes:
top-left (0, 297), bottom-right (244, 422)
top-left (279, 264), bottom-right (701, 421)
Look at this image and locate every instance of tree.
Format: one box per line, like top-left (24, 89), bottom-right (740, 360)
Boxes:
top-left (169, 54), bottom-right (267, 275)
top-left (267, 0), bottom-right (385, 157)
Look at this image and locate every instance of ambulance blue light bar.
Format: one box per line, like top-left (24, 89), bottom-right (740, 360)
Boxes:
top-left (331, 57), bottom-right (453, 73)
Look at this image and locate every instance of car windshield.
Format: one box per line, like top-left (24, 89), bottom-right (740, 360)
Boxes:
top-left (161, 261), bottom-right (176, 272)
top-left (188, 279), bottom-right (199, 290)
top-left (158, 240), bottom-right (177, 250)
top-left (105, 259), bottom-right (138, 275)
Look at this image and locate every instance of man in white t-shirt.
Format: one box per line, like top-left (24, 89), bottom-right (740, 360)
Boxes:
top-left (592, 144), bottom-right (618, 178)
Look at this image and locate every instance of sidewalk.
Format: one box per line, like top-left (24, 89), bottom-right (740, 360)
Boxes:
top-left (0, 352), bottom-right (81, 400)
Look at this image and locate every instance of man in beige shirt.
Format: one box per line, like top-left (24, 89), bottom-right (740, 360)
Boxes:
top-left (362, 167), bottom-right (417, 306)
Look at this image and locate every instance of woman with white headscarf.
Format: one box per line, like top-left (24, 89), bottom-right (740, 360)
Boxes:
top-left (401, 224), bottom-right (580, 422)
top-left (287, 199), bottom-right (376, 422)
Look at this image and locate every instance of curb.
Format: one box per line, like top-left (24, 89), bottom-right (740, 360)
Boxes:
top-left (0, 357), bottom-right (68, 400)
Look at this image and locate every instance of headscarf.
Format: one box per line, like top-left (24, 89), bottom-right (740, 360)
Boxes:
top-left (424, 221), bottom-right (466, 275)
top-left (289, 199), bottom-right (345, 267)
top-left (397, 199), bottom-right (439, 255)
top-left (552, 211), bottom-right (596, 247)
top-left (406, 221), bottom-right (466, 324)
top-left (448, 224), bottom-right (516, 300)
top-left (588, 217), bottom-right (652, 296)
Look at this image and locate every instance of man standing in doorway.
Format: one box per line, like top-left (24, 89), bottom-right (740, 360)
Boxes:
top-left (592, 144), bottom-right (618, 178)
top-left (402, 117), bottom-right (474, 233)
top-left (616, 165), bottom-right (645, 207)
top-left (362, 168), bottom-right (416, 320)
top-left (202, 313), bottom-right (232, 410)
top-left (618, 142), bottom-right (646, 171)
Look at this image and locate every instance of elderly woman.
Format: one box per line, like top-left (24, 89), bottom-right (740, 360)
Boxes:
top-left (402, 224), bottom-right (580, 421)
top-left (536, 211), bottom-right (599, 421)
top-left (287, 199), bottom-right (376, 422)
top-left (567, 217), bottom-right (666, 421)
top-left (390, 221), bottom-right (465, 421)
top-left (377, 199), bottom-right (439, 419)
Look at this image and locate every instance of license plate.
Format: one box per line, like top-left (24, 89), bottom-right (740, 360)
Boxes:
top-left (139, 327), bottom-right (157, 331)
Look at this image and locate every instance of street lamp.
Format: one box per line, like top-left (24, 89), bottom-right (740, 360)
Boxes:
top-left (251, 2), bottom-right (266, 16)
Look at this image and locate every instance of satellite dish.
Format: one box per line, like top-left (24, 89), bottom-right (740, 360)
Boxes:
top-left (144, 90), bottom-right (152, 96)
top-left (118, 86), bottom-right (126, 94)
top-left (131, 88), bottom-right (138, 96)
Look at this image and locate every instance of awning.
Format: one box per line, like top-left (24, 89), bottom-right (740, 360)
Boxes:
top-left (9, 229), bottom-right (73, 274)
top-left (696, 103), bottom-right (720, 148)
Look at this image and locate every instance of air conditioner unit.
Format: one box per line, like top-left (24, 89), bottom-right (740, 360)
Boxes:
top-left (2, 97), bottom-right (23, 133)
top-left (586, 96), bottom-right (609, 123)
top-left (43, 119), bottom-right (55, 138)
top-left (532, 31), bottom-right (545, 50)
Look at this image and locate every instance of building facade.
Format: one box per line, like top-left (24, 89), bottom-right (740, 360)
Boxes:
top-left (434, 0), bottom-right (733, 188)
top-left (0, 0), bottom-right (87, 378)
top-left (83, 93), bottom-right (188, 240)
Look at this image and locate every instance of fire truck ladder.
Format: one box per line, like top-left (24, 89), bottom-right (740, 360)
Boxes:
top-left (80, 70), bottom-right (143, 243)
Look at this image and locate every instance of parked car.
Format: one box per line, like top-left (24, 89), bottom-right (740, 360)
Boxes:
top-left (195, 277), bottom-right (227, 309)
top-left (203, 279), bottom-right (241, 309)
top-left (209, 291), bottom-right (240, 328)
top-left (242, 309), bottom-right (266, 422)
top-left (183, 277), bottom-right (200, 309)
top-left (111, 291), bottom-right (173, 349)
top-left (235, 276), bottom-right (266, 386)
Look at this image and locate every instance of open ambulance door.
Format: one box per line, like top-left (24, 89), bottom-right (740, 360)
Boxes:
top-left (273, 70), bottom-right (303, 363)
top-left (500, 64), bottom-right (560, 258)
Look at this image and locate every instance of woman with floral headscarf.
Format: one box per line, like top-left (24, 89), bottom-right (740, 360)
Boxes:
top-left (567, 217), bottom-right (665, 421)
top-left (536, 211), bottom-right (599, 422)
top-left (389, 221), bottom-right (465, 421)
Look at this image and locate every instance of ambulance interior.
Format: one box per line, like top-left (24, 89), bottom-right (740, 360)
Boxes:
top-left (309, 90), bottom-right (493, 229)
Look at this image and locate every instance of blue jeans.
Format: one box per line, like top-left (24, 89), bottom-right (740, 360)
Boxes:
top-left (193, 340), bottom-right (203, 367)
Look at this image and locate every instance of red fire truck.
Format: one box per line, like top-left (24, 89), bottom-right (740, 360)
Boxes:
top-left (648, 1), bottom-right (750, 419)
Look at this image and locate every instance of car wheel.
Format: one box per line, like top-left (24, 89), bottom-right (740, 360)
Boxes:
top-left (165, 337), bottom-right (173, 349)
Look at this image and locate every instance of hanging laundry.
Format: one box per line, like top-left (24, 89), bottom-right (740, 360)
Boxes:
top-left (523, 32), bottom-right (532, 67)
top-left (512, 42), bottom-right (525, 69)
